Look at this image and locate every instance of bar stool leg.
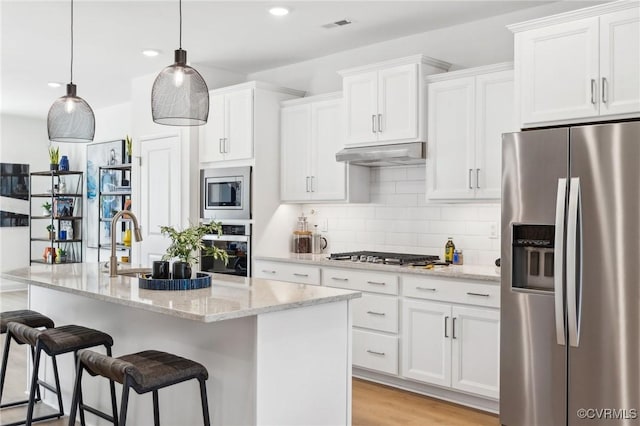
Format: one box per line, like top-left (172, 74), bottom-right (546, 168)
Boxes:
top-left (199, 378), bottom-right (211, 426)
top-left (25, 344), bottom-right (43, 426)
top-left (119, 380), bottom-right (131, 426)
top-left (51, 355), bottom-right (64, 419)
top-left (152, 390), bottom-right (160, 426)
top-left (31, 347), bottom-right (42, 403)
top-left (0, 332), bottom-right (11, 404)
top-left (68, 358), bottom-right (84, 426)
top-left (106, 346), bottom-right (119, 426)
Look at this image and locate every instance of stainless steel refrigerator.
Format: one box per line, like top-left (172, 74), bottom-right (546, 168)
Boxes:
top-left (500, 121), bottom-right (640, 426)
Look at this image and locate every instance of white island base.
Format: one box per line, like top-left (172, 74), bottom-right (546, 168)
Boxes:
top-left (18, 271), bottom-right (355, 426)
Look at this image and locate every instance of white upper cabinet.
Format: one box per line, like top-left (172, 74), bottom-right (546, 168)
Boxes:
top-left (340, 55), bottom-right (451, 147)
top-left (426, 64), bottom-right (516, 201)
top-left (511, 2), bottom-right (640, 127)
top-left (280, 94), bottom-right (369, 203)
top-left (199, 86), bottom-right (254, 163)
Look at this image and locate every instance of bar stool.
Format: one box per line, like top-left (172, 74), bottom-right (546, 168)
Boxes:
top-left (4, 322), bottom-right (118, 426)
top-left (0, 311), bottom-right (55, 414)
top-left (70, 349), bottom-right (210, 426)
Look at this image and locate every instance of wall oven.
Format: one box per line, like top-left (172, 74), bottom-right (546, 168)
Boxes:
top-left (201, 166), bottom-right (251, 220)
top-left (200, 223), bottom-right (251, 277)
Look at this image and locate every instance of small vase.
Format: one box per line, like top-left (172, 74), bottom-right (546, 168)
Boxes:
top-left (50, 163), bottom-right (59, 171)
top-left (172, 261), bottom-right (192, 279)
top-left (59, 156), bottom-right (69, 171)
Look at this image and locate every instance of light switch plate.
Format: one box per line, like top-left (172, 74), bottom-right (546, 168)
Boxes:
top-left (489, 222), bottom-right (498, 239)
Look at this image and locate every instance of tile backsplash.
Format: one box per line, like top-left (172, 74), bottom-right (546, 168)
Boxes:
top-left (301, 165), bottom-right (501, 266)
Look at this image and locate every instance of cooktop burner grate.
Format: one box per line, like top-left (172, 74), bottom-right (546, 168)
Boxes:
top-left (329, 251), bottom-right (440, 265)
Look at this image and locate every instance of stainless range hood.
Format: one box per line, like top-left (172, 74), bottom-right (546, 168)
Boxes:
top-left (335, 142), bottom-right (426, 167)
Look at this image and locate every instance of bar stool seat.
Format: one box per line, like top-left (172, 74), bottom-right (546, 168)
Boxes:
top-left (71, 349), bottom-right (210, 426)
top-left (3, 322), bottom-right (117, 426)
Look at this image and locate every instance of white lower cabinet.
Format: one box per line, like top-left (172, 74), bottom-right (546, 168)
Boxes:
top-left (253, 260), bottom-right (320, 285)
top-left (402, 299), bottom-right (500, 399)
top-left (352, 329), bottom-right (399, 375)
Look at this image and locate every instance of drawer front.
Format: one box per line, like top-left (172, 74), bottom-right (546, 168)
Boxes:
top-left (352, 329), bottom-right (398, 375)
top-left (352, 293), bottom-right (398, 333)
top-left (403, 275), bottom-right (499, 308)
top-left (322, 267), bottom-right (399, 295)
top-left (254, 260), bottom-right (320, 285)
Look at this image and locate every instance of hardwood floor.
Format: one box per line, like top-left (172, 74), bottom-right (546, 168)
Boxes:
top-left (1, 290), bottom-right (499, 425)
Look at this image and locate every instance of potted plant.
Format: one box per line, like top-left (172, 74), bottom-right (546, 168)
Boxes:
top-left (42, 201), bottom-right (52, 216)
top-left (46, 224), bottom-right (56, 240)
top-left (49, 146), bottom-right (60, 171)
top-left (160, 222), bottom-right (229, 279)
top-left (125, 135), bottom-right (133, 164)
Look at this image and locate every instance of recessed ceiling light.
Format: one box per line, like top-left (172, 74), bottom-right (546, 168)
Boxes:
top-left (48, 82), bottom-right (62, 88)
top-left (269, 7), bottom-right (289, 16)
top-left (142, 49), bottom-right (161, 57)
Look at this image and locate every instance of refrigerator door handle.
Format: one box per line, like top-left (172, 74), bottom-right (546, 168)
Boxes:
top-left (554, 178), bottom-right (567, 346)
top-left (567, 177), bottom-right (583, 347)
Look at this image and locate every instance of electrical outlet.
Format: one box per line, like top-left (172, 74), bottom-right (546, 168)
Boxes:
top-left (321, 218), bottom-right (329, 232)
top-left (489, 222), bottom-right (498, 239)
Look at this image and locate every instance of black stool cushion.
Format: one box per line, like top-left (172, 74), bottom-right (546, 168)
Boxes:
top-left (79, 349), bottom-right (208, 393)
top-left (0, 310), bottom-right (54, 333)
top-left (6, 323), bottom-right (113, 355)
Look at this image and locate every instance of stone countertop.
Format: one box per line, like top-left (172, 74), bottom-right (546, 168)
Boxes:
top-left (2, 263), bottom-right (360, 323)
top-left (254, 254), bottom-right (501, 283)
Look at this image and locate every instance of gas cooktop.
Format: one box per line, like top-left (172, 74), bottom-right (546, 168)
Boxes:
top-left (328, 251), bottom-right (440, 265)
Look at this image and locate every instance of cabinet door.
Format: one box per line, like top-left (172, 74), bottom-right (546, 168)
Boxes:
top-left (310, 99), bottom-right (346, 201)
top-left (401, 299), bottom-right (451, 387)
top-left (426, 77), bottom-right (476, 200)
top-left (343, 71), bottom-right (378, 146)
top-left (377, 64), bottom-right (419, 143)
top-left (280, 104), bottom-right (312, 201)
top-left (518, 17), bottom-right (599, 125)
top-left (199, 94), bottom-right (225, 163)
top-left (475, 70), bottom-right (517, 199)
top-left (600, 8), bottom-right (640, 116)
top-left (224, 89), bottom-right (254, 161)
top-left (451, 306), bottom-right (500, 399)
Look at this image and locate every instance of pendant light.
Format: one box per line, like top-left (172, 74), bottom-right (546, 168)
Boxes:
top-left (151, 0), bottom-right (209, 126)
top-left (47, 0), bottom-right (95, 143)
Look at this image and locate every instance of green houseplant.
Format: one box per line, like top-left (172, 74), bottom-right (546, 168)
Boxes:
top-left (46, 224), bottom-right (56, 240)
top-left (49, 146), bottom-right (60, 171)
top-left (125, 135), bottom-right (133, 163)
top-left (42, 201), bottom-right (52, 216)
top-left (160, 222), bottom-right (229, 279)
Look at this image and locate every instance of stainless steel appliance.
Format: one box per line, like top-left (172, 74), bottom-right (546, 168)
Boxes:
top-left (335, 142), bottom-right (426, 166)
top-left (329, 251), bottom-right (439, 265)
top-left (201, 223), bottom-right (250, 277)
top-left (200, 166), bottom-right (251, 220)
top-left (501, 121), bottom-right (640, 426)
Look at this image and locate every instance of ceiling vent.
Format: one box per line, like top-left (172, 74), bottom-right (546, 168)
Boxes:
top-left (322, 19), bottom-right (352, 29)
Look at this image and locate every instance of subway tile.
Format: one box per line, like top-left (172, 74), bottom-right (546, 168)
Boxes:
top-left (371, 181), bottom-right (396, 194)
top-left (391, 221), bottom-right (427, 233)
top-left (366, 219), bottom-right (391, 232)
top-left (384, 193), bottom-right (418, 206)
top-left (378, 166), bottom-right (408, 182)
top-left (407, 206), bottom-right (441, 220)
top-left (429, 221), bottom-right (466, 235)
top-left (375, 206), bottom-right (409, 220)
top-left (329, 230), bottom-right (357, 242)
top-left (457, 236), bottom-right (493, 250)
top-left (385, 232), bottom-right (418, 247)
top-left (338, 218), bottom-right (366, 232)
top-left (476, 205), bottom-right (501, 221)
top-left (477, 250), bottom-right (501, 267)
top-left (355, 231), bottom-right (385, 245)
top-left (440, 205), bottom-right (479, 221)
top-left (466, 221), bottom-right (492, 236)
top-left (347, 206), bottom-right (376, 219)
top-left (395, 180), bottom-right (425, 194)
top-left (406, 166), bottom-right (426, 181)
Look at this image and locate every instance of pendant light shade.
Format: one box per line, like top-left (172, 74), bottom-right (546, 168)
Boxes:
top-left (151, 0), bottom-right (209, 126)
top-left (151, 49), bottom-right (209, 126)
top-left (47, 0), bottom-right (95, 143)
top-left (48, 83), bottom-right (95, 142)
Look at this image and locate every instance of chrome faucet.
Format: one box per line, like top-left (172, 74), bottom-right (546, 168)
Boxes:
top-left (110, 210), bottom-right (143, 277)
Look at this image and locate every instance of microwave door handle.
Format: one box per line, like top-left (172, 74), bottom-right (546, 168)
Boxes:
top-left (567, 177), bottom-right (582, 347)
top-left (554, 178), bottom-right (567, 346)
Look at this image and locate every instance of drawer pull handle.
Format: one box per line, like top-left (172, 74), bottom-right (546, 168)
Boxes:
top-left (331, 277), bottom-right (349, 281)
top-left (262, 270), bottom-right (276, 274)
top-left (293, 273), bottom-right (309, 277)
top-left (416, 286), bottom-right (437, 292)
top-left (366, 349), bottom-right (385, 356)
top-left (467, 292), bottom-right (490, 297)
top-left (452, 317), bottom-right (457, 339)
top-left (366, 311), bottom-right (386, 316)
top-left (444, 316), bottom-right (449, 338)
top-left (367, 281), bottom-right (386, 286)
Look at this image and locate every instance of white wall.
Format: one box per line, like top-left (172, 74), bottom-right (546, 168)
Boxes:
top-left (0, 114), bottom-right (49, 289)
top-left (247, 2), bottom-right (600, 95)
top-left (302, 165), bottom-right (500, 266)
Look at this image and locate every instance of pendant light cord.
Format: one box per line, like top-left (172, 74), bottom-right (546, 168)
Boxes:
top-left (179, 0), bottom-right (182, 49)
top-left (70, 0), bottom-right (74, 83)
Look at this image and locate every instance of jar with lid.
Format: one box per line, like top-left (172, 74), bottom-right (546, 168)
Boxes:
top-left (453, 249), bottom-right (464, 265)
top-left (293, 231), bottom-right (312, 253)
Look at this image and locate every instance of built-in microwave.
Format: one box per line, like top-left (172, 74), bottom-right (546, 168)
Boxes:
top-left (200, 166), bottom-right (251, 220)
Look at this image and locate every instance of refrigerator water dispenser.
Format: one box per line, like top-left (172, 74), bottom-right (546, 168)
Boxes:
top-left (512, 224), bottom-right (555, 291)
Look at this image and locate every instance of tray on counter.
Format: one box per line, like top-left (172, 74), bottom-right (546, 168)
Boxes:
top-left (138, 272), bottom-right (211, 291)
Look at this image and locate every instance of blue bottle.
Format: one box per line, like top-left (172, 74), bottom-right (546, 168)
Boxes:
top-left (59, 155), bottom-right (69, 171)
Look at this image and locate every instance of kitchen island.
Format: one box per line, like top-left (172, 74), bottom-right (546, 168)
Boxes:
top-left (2, 263), bottom-right (360, 426)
